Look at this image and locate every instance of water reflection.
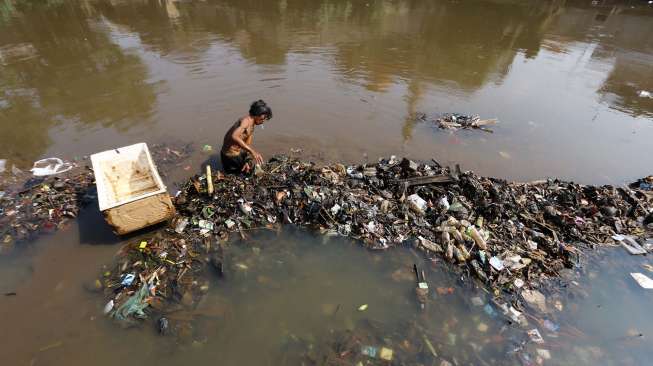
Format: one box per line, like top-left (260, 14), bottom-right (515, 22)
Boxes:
top-left (0, 0), bottom-right (652, 178)
top-left (0, 0), bottom-right (157, 163)
top-left (95, 0), bottom-right (562, 90)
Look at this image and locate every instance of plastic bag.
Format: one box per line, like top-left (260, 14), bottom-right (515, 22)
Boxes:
top-left (30, 158), bottom-right (73, 176)
top-left (112, 283), bottom-right (150, 320)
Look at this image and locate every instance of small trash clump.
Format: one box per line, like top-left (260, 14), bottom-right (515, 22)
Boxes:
top-left (0, 170), bottom-right (94, 251)
top-left (415, 113), bottom-right (498, 132)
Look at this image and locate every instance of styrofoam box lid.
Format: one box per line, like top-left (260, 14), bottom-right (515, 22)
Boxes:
top-left (90, 143), bottom-right (167, 211)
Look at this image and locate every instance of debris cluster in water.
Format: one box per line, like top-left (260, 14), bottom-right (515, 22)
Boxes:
top-left (415, 112), bottom-right (498, 132)
top-left (99, 155), bottom-right (652, 336)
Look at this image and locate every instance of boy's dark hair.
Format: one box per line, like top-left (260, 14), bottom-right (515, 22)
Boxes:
top-left (249, 99), bottom-right (272, 119)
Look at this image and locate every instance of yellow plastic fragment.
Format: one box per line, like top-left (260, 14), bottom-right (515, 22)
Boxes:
top-left (379, 347), bottom-right (393, 361)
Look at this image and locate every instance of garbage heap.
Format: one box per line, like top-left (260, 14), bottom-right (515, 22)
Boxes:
top-left (0, 170), bottom-right (94, 251)
top-left (101, 155), bottom-right (652, 329)
top-left (176, 154), bottom-right (652, 281)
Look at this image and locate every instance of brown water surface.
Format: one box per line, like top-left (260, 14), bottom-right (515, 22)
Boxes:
top-left (1, 0), bottom-right (652, 183)
top-left (1, 0), bottom-right (653, 365)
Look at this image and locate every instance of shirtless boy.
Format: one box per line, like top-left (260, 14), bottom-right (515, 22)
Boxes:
top-left (220, 100), bottom-right (273, 174)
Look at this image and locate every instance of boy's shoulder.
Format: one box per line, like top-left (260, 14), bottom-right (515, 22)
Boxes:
top-left (238, 115), bottom-right (253, 126)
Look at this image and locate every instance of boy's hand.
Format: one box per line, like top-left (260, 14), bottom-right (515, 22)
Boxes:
top-left (241, 162), bottom-right (251, 173)
top-left (251, 151), bottom-right (264, 165)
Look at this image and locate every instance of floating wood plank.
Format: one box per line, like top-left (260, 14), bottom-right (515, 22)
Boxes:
top-left (397, 174), bottom-right (454, 187)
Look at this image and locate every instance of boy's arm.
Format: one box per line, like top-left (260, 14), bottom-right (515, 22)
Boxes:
top-left (230, 120), bottom-right (263, 165)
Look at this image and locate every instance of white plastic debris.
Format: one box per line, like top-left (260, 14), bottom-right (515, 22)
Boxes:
top-left (471, 296), bottom-right (484, 306)
top-left (0, 159), bottom-right (6, 173)
top-left (489, 256), bottom-right (504, 271)
top-left (103, 299), bottom-right (114, 315)
top-left (536, 349), bottom-right (551, 360)
top-left (507, 306), bottom-right (523, 323)
top-left (198, 220), bottom-right (214, 231)
top-left (438, 196), bottom-right (450, 210)
top-left (521, 289), bottom-right (547, 312)
top-left (30, 157), bottom-right (73, 176)
top-left (238, 199), bottom-right (253, 216)
top-left (346, 167), bottom-right (364, 179)
top-left (330, 203), bottom-right (341, 215)
top-left (630, 273), bottom-right (653, 289)
top-left (174, 217), bottom-right (189, 234)
top-left (407, 194), bottom-right (427, 215)
top-left (638, 90), bottom-right (652, 98)
top-left (527, 328), bottom-right (545, 344)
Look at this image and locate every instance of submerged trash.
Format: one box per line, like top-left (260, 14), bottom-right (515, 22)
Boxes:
top-left (527, 328), bottom-right (545, 344)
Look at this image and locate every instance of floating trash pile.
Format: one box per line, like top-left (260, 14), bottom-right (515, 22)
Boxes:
top-left (415, 113), bottom-right (498, 132)
top-left (0, 170), bottom-right (94, 251)
top-left (99, 155), bottom-right (652, 332)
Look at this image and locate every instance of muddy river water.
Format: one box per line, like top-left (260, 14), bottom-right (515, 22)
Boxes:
top-left (1, 0), bottom-right (653, 365)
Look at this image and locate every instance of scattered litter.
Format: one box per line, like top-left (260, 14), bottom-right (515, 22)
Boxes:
top-left (120, 273), bottom-right (136, 286)
top-left (542, 319), bottom-right (560, 332)
top-left (489, 256), bottom-right (504, 271)
top-left (379, 347), bottom-right (394, 361)
top-left (103, 300), bottom-right (114, 315)
top-left (536, 349), bottom-right (552, 360)
top-left (0, 159), bottom-right (5, 173)
top-left (175, 217), bottom-right (189, 233)
top-left (527, 328), bottom-right (545, 344)
top-left (618, 236), bottom-right (647, 255)
top-left (407, 194), bottom-right (427, 215)
top-left (39, 341), bottom-right (63, 353)
top-left (630, 273), bottom-right (653, 289)
top-left (642, 264), bottom-right (653, 272)
top-left (418, 113), bottom-right (498, 132)
top-left (198, 220), bottom-right (214, 231)
top-left (521, 289), bottom-right (547, 313)
top-left (357, 304), bottom-right (369, 311)
top-left (112, 283), bottom-right (150, 321)
top-left (361, 345), bottom-right (377, 358)
top-left (638, 90), bottom-right (652, 98)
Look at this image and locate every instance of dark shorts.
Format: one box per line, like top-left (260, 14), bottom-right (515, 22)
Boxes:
top-left (221, 151), bottom-right (249, 174)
